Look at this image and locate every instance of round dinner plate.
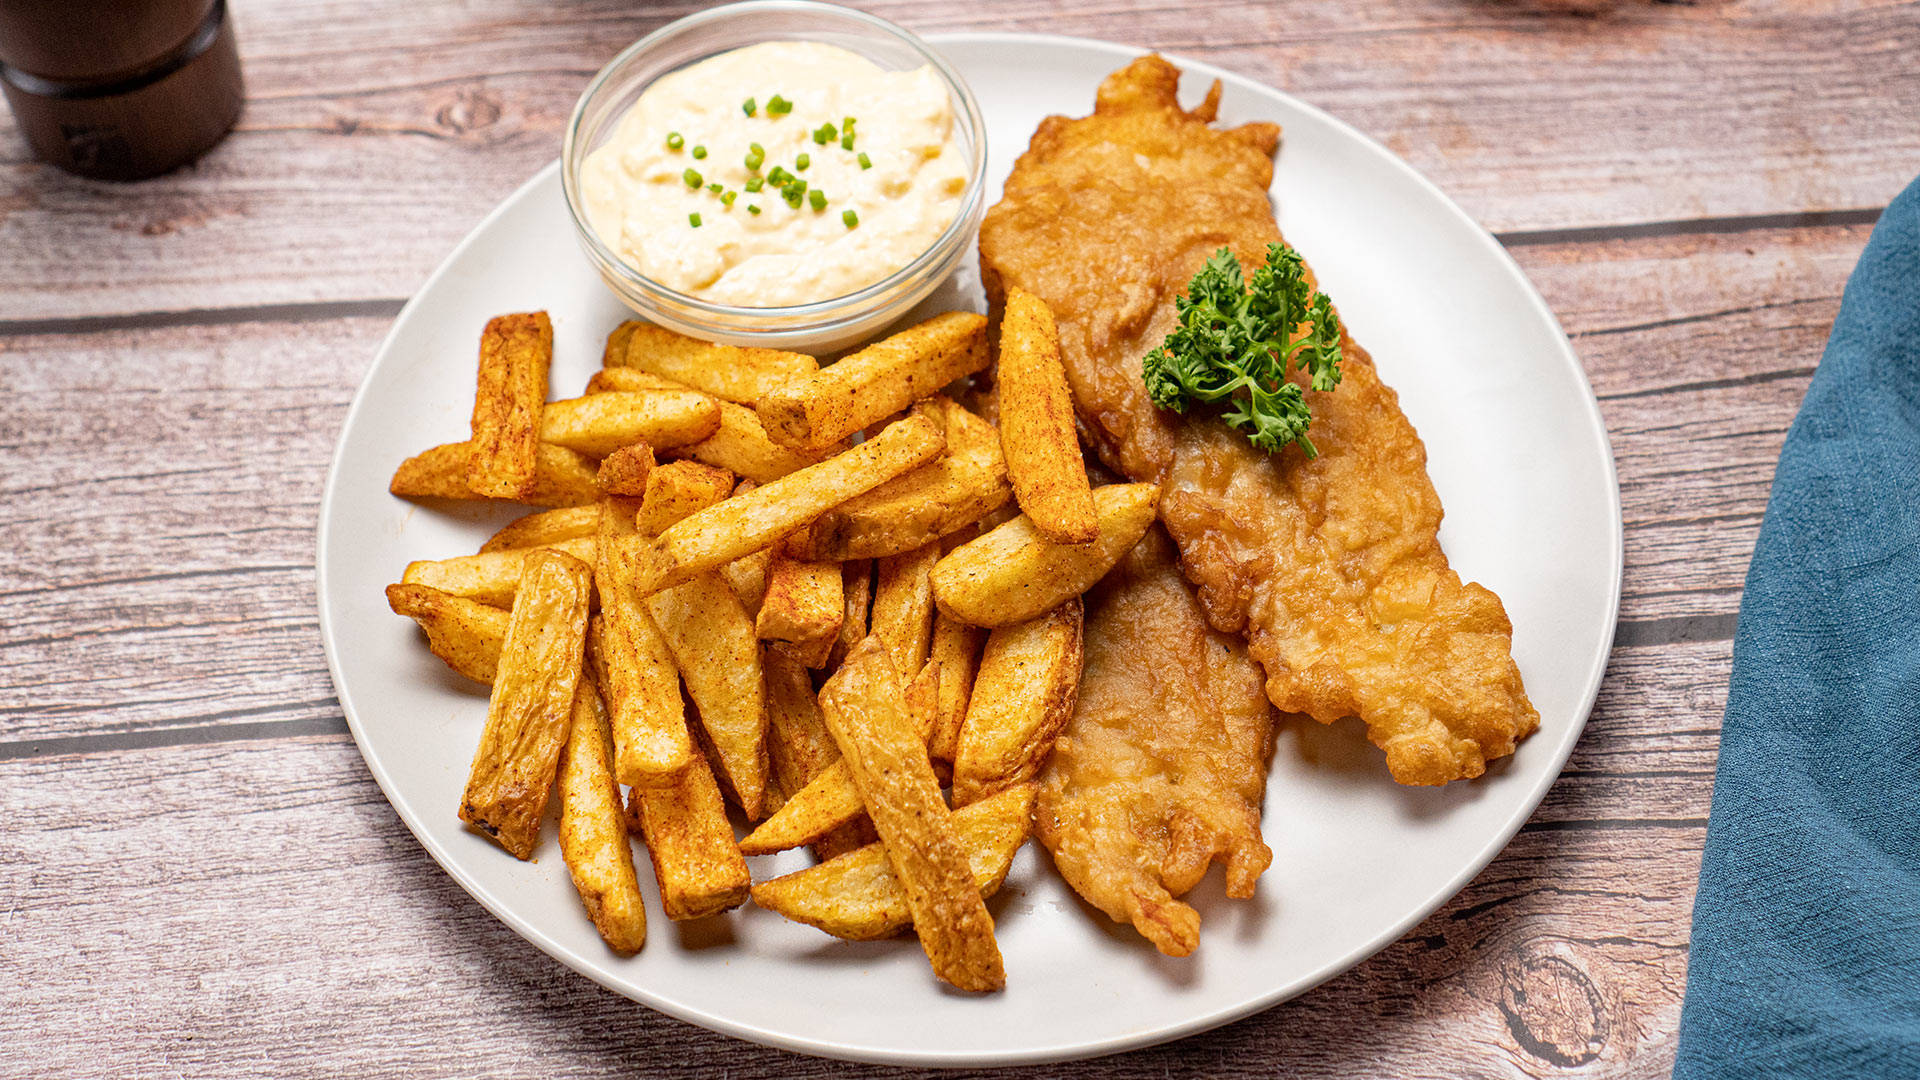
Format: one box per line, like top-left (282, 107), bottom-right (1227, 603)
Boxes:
top-left (317, 32), bottom-right (1622, 1067)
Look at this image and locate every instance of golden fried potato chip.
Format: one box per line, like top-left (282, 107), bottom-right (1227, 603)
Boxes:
top-left (930, 482), bottom-right (1157, 627)
top-left (629, 743), bottom-right (752, 921)
top-left (479, 505), bottom-right (601, 554)
top-left (401, 535), bottom-right (596, 608)
top-left (755, 554), bottom-right (843, 670)
top-left (558, 676), bottom-right (648, 954)
top-left (391, 441), bottom-right (599, 507)
top-left (595, 443), bottom-right (656, 496)
top-left (997, 288), bottom-right (1097, 544)
top-left (591, 496), bottom-right (695, 789)
top-left (951, 598), bottom-right (1083, 806)
top-left (756, 311), bottom-right (987, 453)
top-left (467, 312), bottom-right (552, 499)
top-left (459, 547), bottom-right (591, 859)
top-left (612, 322), bottom-right (819, 405)
top-left (385, 582), bottom-right (509, 684)
top-left (540, 390), bottom-right (720, 457)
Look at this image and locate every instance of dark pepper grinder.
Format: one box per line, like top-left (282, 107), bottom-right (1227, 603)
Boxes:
top-left (0, 0), bottom-right (243, 180)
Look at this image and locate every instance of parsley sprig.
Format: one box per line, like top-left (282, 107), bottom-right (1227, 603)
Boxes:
top-left (1142, 242), bottom-right (1343, 456)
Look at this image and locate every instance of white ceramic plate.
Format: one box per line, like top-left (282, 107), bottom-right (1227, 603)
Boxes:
top-left (317, 32), bottom-right (1622, 1067)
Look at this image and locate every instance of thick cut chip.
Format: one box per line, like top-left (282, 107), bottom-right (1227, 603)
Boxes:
top-left (558, 677), bottom-right (648, 954)
top-left (740, 662), bottom-right (937, 856)
top-left (756, 311), bottom-right (988, 453)
top-left (871, 541), bottom-right (938, 673)
top-left (385, 583), bottom-right (509, 684)
top-left (620, 414), bottom-right (944, 595)
top-left (817, 638), bottom-right (1003, 991)
top-left (633, 460), bottom-right (735, 537)
top-left (591, 496), bottom-right (695, 788)
top-left (592, 368), bottom-right (838, 482)
top-left (928, 611), bottom-right (985, 764)
top-left (756, 554), bottom-right (843, 669)
top-left (646, 574), bottom-right (767, 819)
top-left (539, 390), bottom-right (720, 457)
top-left (750, 785), bottom-right (1035, 941)
top-left (612, 322), bottom-right (819, 404)
top-left (467, 312), bottom-right (552, 499)
top-left (952, 598), bottom-right (1084, 806)
top-left (392, 441), bottom-right (599, 507)
top-left (783, 399), bottom-right (1010, 562)
top-left (629, 744), bottom-right (753, 920)
top-left (458, 548), bottom-right (591, 858)
top-left (402, 535), bottom-right (596, 608)
top-left (997, 288), bottom-right (1097, 544)
top-left (596, 443), bottom-right (656, 496)
top-left (480, 505), bottom-right (601, 554)
top-left (930, 482), bottom-right (1157, 627)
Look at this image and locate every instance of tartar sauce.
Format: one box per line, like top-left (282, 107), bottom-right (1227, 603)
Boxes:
top-left (580, 42), bottom-right (968, 307)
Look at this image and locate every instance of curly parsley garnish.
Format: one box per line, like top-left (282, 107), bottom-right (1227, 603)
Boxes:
top-left (1142, 242), bottom-right (1343, 457)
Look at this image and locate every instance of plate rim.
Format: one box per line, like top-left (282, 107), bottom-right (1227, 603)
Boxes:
top-left (315, 30), bottom-right (1624, 1067)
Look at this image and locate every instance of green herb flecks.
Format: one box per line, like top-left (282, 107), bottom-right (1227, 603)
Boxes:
top-left (766, 95), bottom-right (792, 116)
top-left (1141, 243), bottom-right (1343, 457)
top-left (808, 188), bottom-right (827, 211)
top-left (682, 168), bottom-right (703, 188)
top-left (856, 152), bottom-right (872, 170)
top-left (666, 132), bottom-right (684, 151)
top-left (742, 97), bottom-right (757, 117)
top-left (689, 212), bottom-right (702, 227)
top-left (691, 144), bottom-right (708, 160)
top-left (842, 209), bottom-right (858, 228)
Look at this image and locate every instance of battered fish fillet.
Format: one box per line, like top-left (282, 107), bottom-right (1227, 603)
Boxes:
top-left (1034, 525), bottom-right (1275, 957)
top-left (980, 56), bottom-right (1538, 785)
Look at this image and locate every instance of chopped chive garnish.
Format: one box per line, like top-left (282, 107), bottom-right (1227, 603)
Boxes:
top-left (767, 165), bottom-right (792, 184)
top-left (795, 153), bottom-right (810, 171)
top-left (721, 190), bottom-right (737, 207)
top-left (783, 186), bottom-right (804, 208)
top-left (707, 182), bottom-right (723, 194)
top-left (745, 176), bottom-right (765, 193)
top-left (748, 204), bottom-right (761, 215)
top-left (691, 145), bottom-right (707, 160)
top-left (666, 132), bottom-right (684, 150)
top-left (766, 94), bottom-right (792, 115)
top-left (689, 212), bottom-right (702, 227)
top-left (787, 179), bottom-right (805, 196)
top-left (812, 122), bottom-right (837, 145)
top-left (808, 189), bottom-right (827, 211)
top-left (842, 209), bottom-right (858, 227)
top-left (683, 168), bottom-right (703, 188)
top-left (857, 152), bottom-right (872, 170)
top-left (742, 97), bottom-right (757, 117)
top-left (843, 116), bottom-right (856, 130)
top-left (745, 142), bottom-right (765, 170)
top-left (841, 133), bottom-right (855, 150)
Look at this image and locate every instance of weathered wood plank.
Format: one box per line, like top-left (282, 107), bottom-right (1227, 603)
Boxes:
top-left (0, 719), bottom-right (1702, 1078)
top-left (0, 0), bottom-right (1911, 319)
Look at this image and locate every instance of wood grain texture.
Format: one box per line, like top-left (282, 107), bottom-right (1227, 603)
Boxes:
top-left (0, 0), bottom-right (1901, 1072)
top-left (0, 0), bottom-right (1912, 319)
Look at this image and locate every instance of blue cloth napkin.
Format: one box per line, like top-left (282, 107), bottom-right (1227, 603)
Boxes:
top-left (1675, 175), bottom-right (1920, 1078)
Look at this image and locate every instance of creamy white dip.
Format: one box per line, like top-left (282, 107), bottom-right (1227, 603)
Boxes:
top-left (580, 41), bottom-right (967, 307)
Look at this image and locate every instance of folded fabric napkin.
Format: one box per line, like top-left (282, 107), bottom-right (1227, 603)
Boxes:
top-left (1676, 175), bottom-right (1920, 1078)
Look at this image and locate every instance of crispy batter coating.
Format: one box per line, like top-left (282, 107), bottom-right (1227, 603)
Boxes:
top-left (1034, 527), bottom-right (1275, 956)
top-left (980, 55), bottom-right (1537, 785)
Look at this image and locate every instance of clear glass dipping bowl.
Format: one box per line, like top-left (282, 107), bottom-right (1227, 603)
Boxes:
top-left (562, 1), bottom-right (987, 354)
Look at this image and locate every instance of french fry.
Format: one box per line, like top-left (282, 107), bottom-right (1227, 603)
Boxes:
top-left (740, 661), bottom-right (937, 856)
top-left (585, 367), bottom-right (682, 395)
top-left (871, 541), bottom-right (939, 674)
top-left (391, 441), bottom-right (599, 507)
top-left (930, 482), bottom-right (1158, 627)
top-left (826, 558), bottom-right (873, 671)
top-left (633, 460), bottom-right (734, 537)
top-left (602, 320), bottom-right (642, 368)
top-left (751, 784), bottom-right (1035, 942)
top-left (636, 466), bottom-right (767, 818)
top-left (539, 390), bottom-right (721, 457)
top-left (558, 676), bottom-right (648, 954)
top-left (596, 443), bottom-right (655, 496)
top-left (592, 369), bottom-right (838, 485)
top-left (401, 535), bottom-right (595, 608)
top-left (756, 311), bottom-right (988, 453)
top-left (928, 610), bottom-right (985, 763)
top-left (817, 638), bottom-right (1003, 991)
top-left (997, 288), bottom-right (1097, 544)
top-left (458, 547), bottom-right (591, 859)
top-left (612, 322), bottom-right (819, 404)
top-left (592, 496), bottom-right (695, 789)
top-left (479, 505), bottom-right (601, 553)
top-left (629, 743), bottom-right (752, 921)
top-left (620, 414), bottom-right (944, 595)
top-left (646, 575), bottom-right (768, 819)
top-left (467, 312), bottom-right (552, 499)
top-left (761, 648), bottom-right (868, 858)
top-left (385, 583), bottom-right (509, 684)
top-left (783, 399), bottom-right (1009, 561)
top-left (755, 553), bottom-right (843, 669)
top-left (723, 548), bottom-right (774, 618)
top-left (951, 599), bottom-right (1084, 806)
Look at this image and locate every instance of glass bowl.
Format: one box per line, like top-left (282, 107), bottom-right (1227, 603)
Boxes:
top-left (562, 1), bottom-right (987, 354)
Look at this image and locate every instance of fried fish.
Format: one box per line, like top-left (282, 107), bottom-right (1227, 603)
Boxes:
top-left (980, 55), bottom-right (1537, 786)
top-left (1034, 525), bottom-right (1276, 956)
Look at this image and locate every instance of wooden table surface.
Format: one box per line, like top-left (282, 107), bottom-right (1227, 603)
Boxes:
top-left (3, 1), bottom-right (1914, 1075)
